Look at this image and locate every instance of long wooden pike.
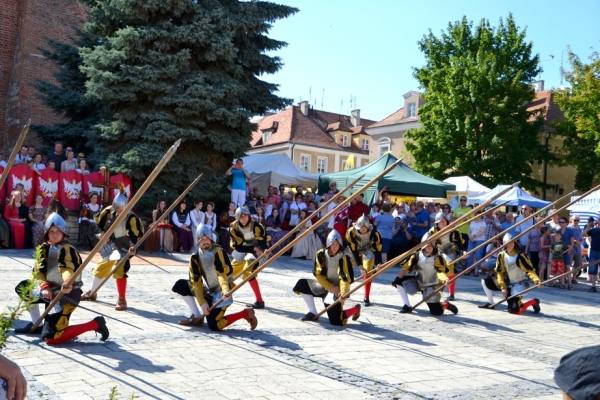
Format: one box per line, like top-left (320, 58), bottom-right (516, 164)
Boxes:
top-left (87, 173), bottom-right (204, 300)
top-left (0, 119), bottom-right (31, 189)
top-left (30, 139), bottom-right (182, 332)
top-left (314, 181), bottom-right (522, 319)
top-left (410, 189), bottom-right (577, 310)
top-left (231, 173), bottom-right (366, 281)
top-left (197, 157), bottom-right (405, 322)
top-left (490, 260), bottom-right (600, 308)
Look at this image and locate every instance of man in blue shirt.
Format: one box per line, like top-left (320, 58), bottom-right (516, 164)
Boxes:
top-left (226, 158), bottom-right (251, 207)
top-left (413, 201), bottom-right (430, 242)
top-left (501, 213), bottom-right (517, 236)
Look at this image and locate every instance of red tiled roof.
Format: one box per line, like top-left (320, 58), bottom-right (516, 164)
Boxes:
top-left (368, 107), bottom-right (419, 128)
top-left (250, 106), bottom-right (376, 154)
top-left (526, 90), bottom-right (565, 128)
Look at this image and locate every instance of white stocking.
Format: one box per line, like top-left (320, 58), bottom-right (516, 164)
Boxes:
top-left (89, 276), bottom-right (103, 294)
top-left (29, 304), bottom-right (43, 326)
top-left (482, 279), bottom-right (494, 304)
top-left (182, 296), bottom-right (201, 318)
top-left (397, 286), bottom-right (411, 307)
top-left (301, 294), bottom-right (318, 315)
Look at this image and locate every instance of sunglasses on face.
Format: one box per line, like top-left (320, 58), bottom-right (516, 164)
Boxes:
top-left (559, 221), bottom-right (567, 224)
top-left (574, 220), bottom-right (580, 222)
top-left (460, 199), bottom-right (467, 202)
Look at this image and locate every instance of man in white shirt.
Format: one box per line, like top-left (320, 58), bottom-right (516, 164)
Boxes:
top-left (515, 204), bottom-right (534, 247)
top-left (14, 146), bottom-right (31, 165)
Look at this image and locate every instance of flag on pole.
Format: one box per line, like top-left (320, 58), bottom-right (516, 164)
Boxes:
top-left (345, 154), bottom-right (354, 170)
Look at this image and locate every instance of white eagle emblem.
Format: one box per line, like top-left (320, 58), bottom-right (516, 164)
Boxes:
top-left (113, 184), bottom-right (131, 198)
top-left (38, 177), bottom-right (58, 198)
top-left (63, 179), bottom-right (82, 200)
top-left (87, 182), bottom-right (104, 196)
top-left (11, 175), bottom-right (33, 195)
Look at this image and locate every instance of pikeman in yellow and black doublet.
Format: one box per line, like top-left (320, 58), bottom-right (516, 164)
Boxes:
top-left (345, 214), bottom-right (382, 306)
top-left (81, 185), bottom-right (143, 311)
top-left (172, 224), bottom-right (258, 330)
top-left (293, 230), bottom-right (361, 324)
top-left (229, 206), bottom-right (269, 309)
top-left (494, 233), bottom-right (542, 314)
top-left (428, 212), bottom-right (463, 300)
top-left (391, 233), bottom-right (459, 315)
top-left (14, 213), bottom-right (109, 344)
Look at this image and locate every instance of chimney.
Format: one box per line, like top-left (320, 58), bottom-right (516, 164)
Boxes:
top-left (299, 101), bottom-right (309, 117)
top-left (350, 109), bottom-right (360, 127)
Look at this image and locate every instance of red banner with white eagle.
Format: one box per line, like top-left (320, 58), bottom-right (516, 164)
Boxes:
top-left (109, 173), bottom-right (133, 203)
top-left (35, 168), bottom-right (60, 207)
top-left (59, 170), bottom-right (82, 211)
top-left (8, 165), bottom-right (36, 207)
top-left (83, 171), bottom-right (104, 200)
top-left (0, 167), bottom-right (5, 203)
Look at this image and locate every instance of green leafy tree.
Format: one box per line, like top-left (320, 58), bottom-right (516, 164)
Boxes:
top-left (78, 0), bottom-right (297, 209)
top-left (32, 30), bottom-right (107, 169)
top-left (406, 14), bottom-right (549, 190)
top-left (553, 50), bottom-right (600, 191)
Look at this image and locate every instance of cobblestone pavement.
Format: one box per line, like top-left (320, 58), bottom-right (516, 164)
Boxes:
top-left (1, 249), bottom-right (599, 399)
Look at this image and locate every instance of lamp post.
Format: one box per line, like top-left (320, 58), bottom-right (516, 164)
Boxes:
top-left (542, 130), bottom-right (552, 200)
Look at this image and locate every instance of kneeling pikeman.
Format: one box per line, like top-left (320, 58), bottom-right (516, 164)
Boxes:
top-left (172, 224), bottom-right (257, 330)
top-left (346, 214), bottom-right (382, 306)
top-left (392, 234), bottom-right (458, 315)
top-left (81, 185), bottom-right (144, 311)
top-left (14, 213), bottom-right (109, 343)
top-left (428, 212), bottom-right (463, 300)
top-left (229, 206), bottom-right (269, 309)
top-left (293, 230), bottom-right (361, 324)
top-left (494, 233), bottom-right (542, 314)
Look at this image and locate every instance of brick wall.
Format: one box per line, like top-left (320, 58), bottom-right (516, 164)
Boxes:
top-left (1, 0), bottom-right (86, 151)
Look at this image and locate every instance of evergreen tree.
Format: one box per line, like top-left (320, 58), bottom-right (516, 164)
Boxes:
top-left (553, 50), bottom-right (600, 191)
top-left (406, 14), bottom-right (549, 190)
top-left (32, 29), bottom-right (107, 168)
top-left (79, 0), bottom-right (297, 209)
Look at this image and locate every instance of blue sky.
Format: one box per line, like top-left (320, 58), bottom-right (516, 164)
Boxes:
top-left (263, 0), bottom-right (600, 121)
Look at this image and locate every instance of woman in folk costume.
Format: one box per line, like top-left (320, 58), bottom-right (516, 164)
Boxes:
top-left (293, 230), bottom-right (361, 324)
top-left (391, 233), bottom-right (459, 315)
top-left (345, 214), bottom-right (382, 307)
top-left (172, 224), bottom-right (258, 330)
top-left (80, 184), bottom-right (143, 311)
top-left (78, 191), bottom-right (102, 250)
top-left (290, 209), bottom-right (322, 261)
top-left (494, 233), bottom-right (542, 314)
top-left (229, 206), bottom-right (270, 309)
top-left (13, 213), bottom-right (109, 343)
top-left (427, 212), bottom-right (463, 300)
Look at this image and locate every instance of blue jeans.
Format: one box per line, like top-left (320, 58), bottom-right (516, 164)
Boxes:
top-left (466, 240), bottom-right (486, 270)
top-left (589, 250), bottom-right (600, 276)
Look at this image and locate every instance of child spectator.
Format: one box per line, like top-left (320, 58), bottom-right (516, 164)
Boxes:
top-left (549, 230), bottom-right (567, 289)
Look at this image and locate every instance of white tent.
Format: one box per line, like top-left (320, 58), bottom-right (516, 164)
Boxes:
top-left (242, 154), bottom-right (320, 195)
top-left (568, 193), bottom-right (600, 229)
top-left (443, 176), bottom-right (491, 198)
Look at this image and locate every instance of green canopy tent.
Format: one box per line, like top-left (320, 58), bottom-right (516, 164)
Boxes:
top-left (318, 153), bottom-right (456, 206)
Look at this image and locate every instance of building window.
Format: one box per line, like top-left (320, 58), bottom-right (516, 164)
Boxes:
top-left (361, 139), bottom-right (369, 150)
top-left (342, 160), bottom-right (347, 171)
top-left (263, 132), bottom-right (271, 143)
top-left (407, 102), bottom-right (416, 117)
top-left (378, 137), bottom-right (391, 157)
top-left (317, 157), bottom-right (327, 174)
top-left (300, 154), bottom-right (311, 172)
top-left (340, 135), bottom-right (348, 147)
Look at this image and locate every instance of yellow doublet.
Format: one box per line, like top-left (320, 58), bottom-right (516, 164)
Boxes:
top-left (402, 251), bottom-right (450, 284)
top-left (36, 243), bottom-right (81, 286)
top-left (189, 247), bottom-right (232, 307)
top-left (229, 220), bottom-right (269, 279)
top-left (313, 249), bottom-right (354, 296)
top-left (345, 227), bottom-right (382, 272)
top-left (495, 249), bottom-right (540, 290)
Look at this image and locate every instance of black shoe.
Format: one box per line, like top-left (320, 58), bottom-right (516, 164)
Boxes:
top-left (351, 304), bottom-right (361, 321)
top-left (478, 302), bottom-right (494, 309)
top-left (589, 287), bottom-right (597, 293)
top-left (399, 305), bottom-right (412, 314)
top-left (94, 316), bottom-right (109, 342)
top-left (300, 312), bottom-right (317, 322)
top-left (532, 299), bottom-right (541, 314)
top-left (446, 294), bottom-right (455, 301)
top-left (14, 322), bottom-right (42, 334)
top-left (246, 301), bottom-right (265, 309)
top-left (363, 298), bottom-right (371, 307)
top-left (445, 302), bottom-right (459, 315)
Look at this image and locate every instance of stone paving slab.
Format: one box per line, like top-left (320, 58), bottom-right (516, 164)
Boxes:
top-left (1, 249), bottom-right (599, 399)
